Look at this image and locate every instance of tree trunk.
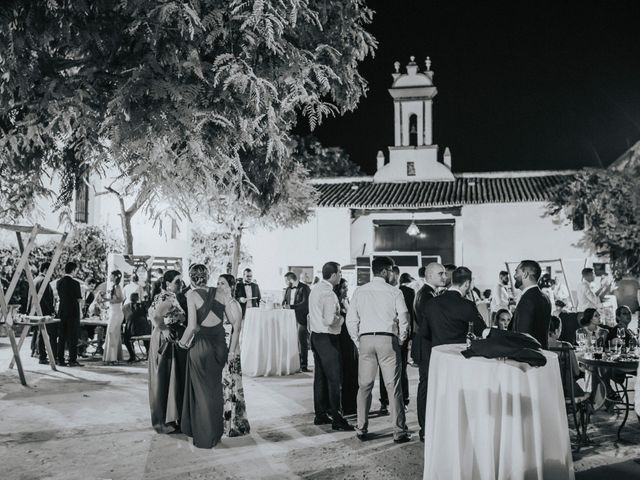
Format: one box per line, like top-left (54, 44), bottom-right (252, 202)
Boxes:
top-left (231, 230), bottom-right (242, 278)
top-left (121, 212), bottom-right (134, 255)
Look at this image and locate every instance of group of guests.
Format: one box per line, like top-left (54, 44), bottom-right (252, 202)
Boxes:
top-left (147, 265), bottom-right (250, 449)
top-left (300, 257), bottom-right (561, 444)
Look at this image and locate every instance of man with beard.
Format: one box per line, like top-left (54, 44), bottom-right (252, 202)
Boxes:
top-left (443, 264), bottom-right (457, 289)
top-left (512, 260), bottom-right (551, 349)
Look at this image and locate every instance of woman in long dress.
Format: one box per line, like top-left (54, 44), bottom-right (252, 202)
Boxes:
top-left (148, 270), bottom-right (187, 433)
top-left (178, 264), bottom-right (238, 448)
top-left (103, 270), bottom-right (124, 364)
top-left (335, 279), bottom-right (358, 415)
top-left (218, 274), bottom-right (251, 437)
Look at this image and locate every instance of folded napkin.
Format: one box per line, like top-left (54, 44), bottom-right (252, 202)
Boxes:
top-left (461, 328), bottom-right (547, 367)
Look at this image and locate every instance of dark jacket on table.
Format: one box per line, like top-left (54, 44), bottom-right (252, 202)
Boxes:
top-left (421, 289), bottom-right (486, 348)
top-left (511, 286), bottom-right (551, 350)
top-left (282, 282), bottom-right (311, 326)
top-left (461, 329), bottom-right (547, 367)
top-left (235, 280), bottom-right (261, 314)
top-left (56, 275), bottom-right (82, 321)
top-left (411, 284), bottom-right (437, 363)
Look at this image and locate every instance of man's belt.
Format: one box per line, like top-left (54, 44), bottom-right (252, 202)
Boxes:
top-left (360, 332), bottom-right (394, 337)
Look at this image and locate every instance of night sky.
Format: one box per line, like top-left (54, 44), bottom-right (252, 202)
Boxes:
top-left (307, 0), bottom-right (640, 174)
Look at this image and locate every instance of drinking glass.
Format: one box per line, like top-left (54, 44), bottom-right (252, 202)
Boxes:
top-left (576, 332), bottom-right (586, 351)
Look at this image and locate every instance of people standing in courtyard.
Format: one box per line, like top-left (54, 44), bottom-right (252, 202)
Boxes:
top-left (282, 271), bottom-right (311, 372)
top-left (218, 274), bottom-right (251, 437)
top-left (122, 292), bottom-right (148, 363)
top-left (56, 261), bottom-right (83, 367)
top-left (412, 262), bottom-right (447, 442)
top-left (347, 256), bottom-right (411, 443)
top-left (148, 270), bottom-right (187, 434)
top-left (103, 270), bottom-right (124, 364)
top-left (308, 262), bottom-right (354, 431)
top-left (334, 278), bottom-right (358, 416)
top-left (512, 260), bottom-right (551, 349)
top-left (235, 268), bottom-right (261, 317)
top-left (179, 264), bottom-right (234, 448)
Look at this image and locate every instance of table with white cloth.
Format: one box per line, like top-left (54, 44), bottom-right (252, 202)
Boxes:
top-left (424, 344), bottom-right (574, 480)
top-left (240, 308), bottom-right (300, 376)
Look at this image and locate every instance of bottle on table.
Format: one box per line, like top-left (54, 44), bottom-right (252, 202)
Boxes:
top-left (466, 321), bottom-right (476, 349)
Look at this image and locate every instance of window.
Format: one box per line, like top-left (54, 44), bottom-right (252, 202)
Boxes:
top-left (74, 182), bottom-right (89, 223)
top-left (408, 114), bottom-right (418, 146)
top-left (407, 161), bottom-right (416, 176)
top-left (572, 213), bottom-right (585, 231)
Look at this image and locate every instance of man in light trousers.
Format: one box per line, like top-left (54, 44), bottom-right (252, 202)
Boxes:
top-left (346, 256), bottom-right (411, 443)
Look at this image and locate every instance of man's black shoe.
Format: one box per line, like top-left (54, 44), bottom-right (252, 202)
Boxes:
top-left (393, 435), bottom-right (412, 444)
top-left (356, 432), bottom-right (369, 441)
top-left (379, 405), bottom-right (390, 416)
top-left (39, 359), bottom-right (49, 365)
top-left (300, 366), bottom-right (309, 372)
top-left (313, 414), bottom-right (332, 425)
top-left (56, 360), bottom-right (68, 367)
top-left (332, 420), bottom-right (355, 431)
top-left (68, 361), bottom-right (84, 367)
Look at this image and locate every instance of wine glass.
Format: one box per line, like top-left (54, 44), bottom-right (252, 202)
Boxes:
top-left (616, 327), bottom-right (626, 354)
top-left (576, 332), bottom-right (586, 351)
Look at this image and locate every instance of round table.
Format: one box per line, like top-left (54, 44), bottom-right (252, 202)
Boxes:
top-left (240, 308), bottom-right (300, 376)
top-left (577, 353), bottom-right (639, 440)
top-left (424, 344), bottom-right (574, 480)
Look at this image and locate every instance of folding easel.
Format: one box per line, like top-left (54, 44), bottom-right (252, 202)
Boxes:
top-left (0, 224), bottom-right (68, 386)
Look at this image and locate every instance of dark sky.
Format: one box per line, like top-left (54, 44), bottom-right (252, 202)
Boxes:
top-left (306, 0), bottom-right (640, 174)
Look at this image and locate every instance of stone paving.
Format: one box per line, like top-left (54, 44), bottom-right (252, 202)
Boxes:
top-left (0, 337), bottom-right (639, 479)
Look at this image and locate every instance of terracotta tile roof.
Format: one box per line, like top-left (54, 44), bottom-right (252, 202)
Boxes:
top-left (313, 174), bottom-right (574, 208)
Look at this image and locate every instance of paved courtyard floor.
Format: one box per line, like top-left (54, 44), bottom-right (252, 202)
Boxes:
top-left (0, 337), bottom-right (639, 479)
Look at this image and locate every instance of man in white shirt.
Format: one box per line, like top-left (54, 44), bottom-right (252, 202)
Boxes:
top-left (490, 270), bottom-right (512, 324)
top-left (347, 256), bottom-right (411, 443)
top-left (122, 273), bottom-right (143, 305)
top-left (576, 268), bottom-right (609, 317)
top-left (308, 262), bottom-right (354, 431)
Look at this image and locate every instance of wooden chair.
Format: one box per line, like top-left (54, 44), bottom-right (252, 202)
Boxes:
top-left (550, 345), bottom-right (592, 450)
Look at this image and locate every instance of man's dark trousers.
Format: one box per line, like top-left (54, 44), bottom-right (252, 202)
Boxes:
top-left (58, 318), bottom-right (79, 364)
top-left (298, 323), bottom-right (310, 369)
top-left (310, 332), bottom-right (343, 419)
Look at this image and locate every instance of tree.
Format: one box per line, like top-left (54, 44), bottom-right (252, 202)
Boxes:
top-left (0, 1), bottom-right (377, 251)
top-left (547, 164), bottom-right (640, 275)
top-left (196, 153), bottom-right (317, 277)
top-left (292, 135), bottom-right (363, 178)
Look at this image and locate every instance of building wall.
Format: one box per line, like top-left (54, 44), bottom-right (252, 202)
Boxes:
top-left (242, 208), bottom-right (352, 294)
top-left (460, 202), bottom-right (591, 291)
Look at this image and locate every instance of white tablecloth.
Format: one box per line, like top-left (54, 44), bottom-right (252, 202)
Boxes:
top-left (241, 308), bottom-right (300, 377)
top-left (424, 344), bottom-right (574, 480)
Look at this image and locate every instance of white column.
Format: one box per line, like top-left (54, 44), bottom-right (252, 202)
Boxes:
top-left (394, 101), bottom-right (401, 146)
top-left (424, 100), bottom-right (433, 145)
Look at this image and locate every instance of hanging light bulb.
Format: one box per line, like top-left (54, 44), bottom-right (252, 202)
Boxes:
top-left (406, 215), bottom-right (420, 236)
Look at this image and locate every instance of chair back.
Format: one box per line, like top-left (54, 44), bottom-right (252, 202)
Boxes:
top-left (549, 345), bottom-right (577, 402)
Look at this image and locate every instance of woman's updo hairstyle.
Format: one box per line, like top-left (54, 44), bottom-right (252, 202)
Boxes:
top-left (189, 264), bottom-right (209, 288)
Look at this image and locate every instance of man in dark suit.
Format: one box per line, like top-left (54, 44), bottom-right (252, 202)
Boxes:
top-left (283, 271), bottom-right (312, 371)
top-left (235, 268), bottom-right (261, 316)
top-left (421, 266), bottom-right (486, 349)
top-left (512, 260), bottom-right (551, 349)
top-left (56, 261), bottom-right (84, 367)
top-left (412, 262), bottom-right (447, 441)
top-left (33, 262), bottom-right (57, 365)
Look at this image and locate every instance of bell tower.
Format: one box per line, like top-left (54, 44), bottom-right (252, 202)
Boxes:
top-left (391, 56), bottom-right (437, 147)
top-left (374, 56), bottom-right (454, 182)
